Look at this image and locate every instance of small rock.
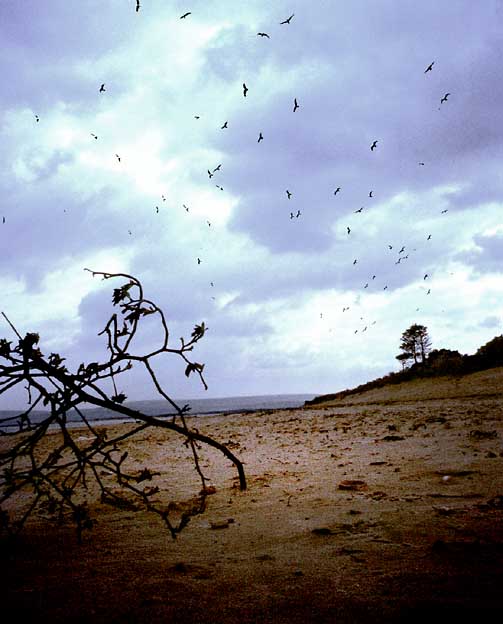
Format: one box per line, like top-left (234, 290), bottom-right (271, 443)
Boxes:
top-left (311, 527), bottom-right (333, 535)
top-left (338, 480), bottom-right (368, 491)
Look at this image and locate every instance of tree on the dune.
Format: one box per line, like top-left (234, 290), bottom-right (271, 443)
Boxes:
top-left (0, 270), bottom-right (246, 541)
top-left (397, 324), bottom-right (432, 368)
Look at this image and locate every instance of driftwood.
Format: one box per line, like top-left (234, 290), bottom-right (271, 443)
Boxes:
top-left (0, 270), bottom-right (246, 540)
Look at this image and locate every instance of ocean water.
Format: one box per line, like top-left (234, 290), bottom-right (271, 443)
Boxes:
top-left (0, 393), bottom-right (316, 430)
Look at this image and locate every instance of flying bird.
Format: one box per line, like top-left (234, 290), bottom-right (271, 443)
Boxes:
top-left (207, 221), bottom-right (211, 227)
top-left (354, 207), bottom-right (364, 213)
top-left (215, 185), bottom-right (224, 191)
top-left (280, 14), bottom-right (294, 24)
top-left (424, 61), bottom-right (434, 73)
top-left (388, 245), bottom-right (393, 250)
top-left (34, 115), bottom-right (40, 122)
top-left (2, 216), bottom-right (5, 224)
top-left (162, 195), bottom-right (166, 201)
top-left (334, 187), bottom-right (341, 195)
top-left (424, 274), bottom-right (429, 280)
top-left (221, 121), bottom-right (228, 129)
top-left (290, 212), bottom-right (295, 219)
top-left (353, 259), bottom-right (358, 265)
top-left (257, 32), bottom-right (270, 38)
top-left (207, 169), bottom-right (214, 178)
top-left (99, 83), bottom-right (106, 92)
top-left (286, 190), bottom-right (292, 199)
top-left (293, 98), bottom-right (299, 112)
top-left (197, 258), bottom-right (202, 265)
top-left (369, 190), bottom-right (373, 198)
top-left (243, 83), bottom-right (248, 97)
top-left (427, 234), bottom-right (432, 240)
top-left (440, 93), bottom-right (450, 104)
top-left (399, 246), bottom-right (405, 254)
top-left (370, 140), bottom-right (378, 151)
top-left (296, 210), bottom-right (301, 218)
top-left (364, 283), bottom-right (368, 289)
top-left (90, 133), bottom-right (98, 140)
top-left (441, 209), bottom-right (448, 214)
top-left (115, 154), bottom-right (121, 162)
top-left (180, 12), bottom-right (191, 19)
top-left (258, 132), bottom-right (264, 142)
top-left (383, 285), bottom-right (388, 290)
top-left (155, 206), bottom-right (159, 214)
top-left (213, 164), bottom-right (222, 172)
top-left (347, 227), bottom-right (351, 235)
top-left (136, 0), bottom-right (140, 12)
top-left (194, 115), bottom-right (200, 119)
top-left (183, 204), bottom-right (189, 212)
top-left (419, 162), bottom-right (425, 166)
top-left (427, 289), bottom-right (431, 295)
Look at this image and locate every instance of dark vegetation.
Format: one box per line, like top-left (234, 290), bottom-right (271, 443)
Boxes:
top-left (307, 327), bottom-right (503, 406)
top-left (0, 270), bottom-right (246, 541)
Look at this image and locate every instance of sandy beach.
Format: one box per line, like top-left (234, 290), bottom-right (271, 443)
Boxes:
top-left (2, 367), bottom-right (503, 623)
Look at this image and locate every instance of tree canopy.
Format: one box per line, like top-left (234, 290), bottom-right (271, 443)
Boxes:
top-left (396, 323), bottom-right (432, 368)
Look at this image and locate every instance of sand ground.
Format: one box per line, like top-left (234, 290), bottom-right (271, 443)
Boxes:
top-left (2, 368), bottom-right (503, 623)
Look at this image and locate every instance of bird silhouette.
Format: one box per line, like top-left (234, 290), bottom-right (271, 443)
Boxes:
top-left (35, 115), bottom-right (40, 122)
top-left (354, 207), bottom-right (364, 213)
top-left (210, 282), bottom-right (214, 287)
top-left (424, 61), bottom-right (434, 73)
top-left (399, 246), bottom-right (405, 254)
top-left (90, 133), bottom-right (98, 140)
top-left (290, 212), bottom-right (295, 219)
top-left (258, 132), bottom-right (263, 142)
top-left (99, 83), bottom-right (106, 92)
top-left (257, 32), bottom-right (270, 38)
top-left (293, 98), bottom-right (299, 112)
top-left (207, 221), bottom-right (211, 227)
top-left (427, 289), bottom-right (431, 295)
top-left (155, 206), bottom-right (159, 213)
top-left (221, 121), bottom-right (228, 129)
top-left (372, 275), bottom-right (376, 280)
top-left (334, 187), bottom-right (341, 195)
top-left (383, 285), bottom-right (388, 290)
top-left (369, 190), bottom-right (373, 197)
top-left (243, 83), bottom-right (248, 97)
top-left (419, 162), bottom-right (425, 166)
top-left (364, 283), bottom-right (368, 289)
top-left (136, 0), bottom-right (140, 13)
top-left (183, 204), bottom-right (189, 212)
top-left (115, 154), bottom-right (121, 162)
top-left (162, 195), bottom-right (166, 201)
top-left (370, 140), bottom-right (378, 151)
top-left (180, 12), bottom-right (191, 19)
top-left (347, 227), bottom-right (351, 235)
top-left (296, 210), bottom-right (301, 218)
top-left (2, 216), bottom-right (5, 224)
top-left (427, 234), bottom-right (432, 240)
top-left (280, 14), bottom-right (294, 24)
top-left (215, 185), bottom-right (224, 191)
top-left (440, 93), bottom-right (450, 104)
top-left (197, 258), bottom-right (202, 264)
top-left (194, 115), bottom-right (200, 119)
top-left (388, 245), bottom-right (393, 250)
top-left (213, 164), bottom-right (222, 172)
top-left (207, 169), bottom-right (214, 178)
top-left (441, 209), bottom-right (448, 214)
top-left (353, 259), bottom-right (357, 265)
top-left (286, 190), bottom-right (292, 199)
top-left (424, 274), bottom-right (429, 280)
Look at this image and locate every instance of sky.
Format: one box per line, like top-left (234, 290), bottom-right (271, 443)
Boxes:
top-left (1, 0), bottom-right (503, 408)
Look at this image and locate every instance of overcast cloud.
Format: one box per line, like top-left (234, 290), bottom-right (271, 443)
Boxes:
top-left (1, 1), bottom-right (502, 408)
